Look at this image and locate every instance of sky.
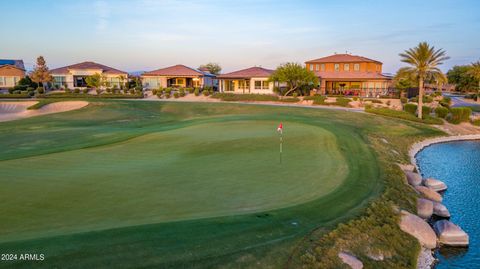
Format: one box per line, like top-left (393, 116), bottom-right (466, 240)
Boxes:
top-left (1, 0), bottom-right (479, 73)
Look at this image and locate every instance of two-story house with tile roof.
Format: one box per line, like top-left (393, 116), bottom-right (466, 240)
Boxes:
top-left (305, 54), bottom-right (392, 97)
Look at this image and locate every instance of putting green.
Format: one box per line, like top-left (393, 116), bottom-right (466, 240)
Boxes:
top-left (0, 101), bottom-right (398, 268)
top-left (0, 120), bottom-right (346, 242)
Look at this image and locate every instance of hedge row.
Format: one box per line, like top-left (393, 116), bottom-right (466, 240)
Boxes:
top-left (366, 107), bottom-right (443, 125)
top-left (211, 93), bottom-right (279, 102)
top-left (0, 94), bottom-right (31, 99)
top-left (36, 93), bottom-right (144, 99)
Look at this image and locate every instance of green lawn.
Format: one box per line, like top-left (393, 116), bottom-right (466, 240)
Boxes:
top-left (0, 100), bottom-right (441, 268)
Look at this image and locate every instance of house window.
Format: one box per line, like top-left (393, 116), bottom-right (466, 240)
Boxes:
top-left (354, 64), bottom-right (360, 71)
top-left (315, 64), bottom-right (319, 71)
top-left (344, 64), bottom-right (349, 71)
top-left (334, 64), bottom-right (339, 71)
top-left (309, 65), bottom-right (314, 71)
top-left (320, 64), bottom-right (325, 71)
top-left (255, 80), bottom-right (262, 89)
top-left (262, 81), bottom-right (269, 89)
top-left (53, 76), bottom-right (67, 87)
top-left (0, 77), bottom-right (4, 86)
top-left (176, 78), bottom-right (185, 85)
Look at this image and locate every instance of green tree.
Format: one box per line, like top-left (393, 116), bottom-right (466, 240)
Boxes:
top-left (30, 56), bottom-right (53, 90)
top-left (198, 63), bottom-right (222, 75)
top-left (269, 63), bottom-right (318, 96)
top-left (467, 61), bottom-right (480, 102)
top-left (447, 65), bottom-right (477, 92)
top-left (118, 75), bottom-right (127, 90)
top-left (399, 42), bottom-right (449, 119)
top-left (85, 73), bottom-right (102, 90)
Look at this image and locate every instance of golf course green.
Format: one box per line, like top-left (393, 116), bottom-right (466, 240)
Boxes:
top-left (0, 100), bottom-right (440, 268)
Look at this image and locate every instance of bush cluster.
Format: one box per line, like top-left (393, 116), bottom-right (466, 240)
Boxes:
top-left (403, 103), bottom-right (417, 114)
top-left (434, 106), bottom-right (449, 118)
top-left (448, 107), bottom-right (472, 124)
top-left (211, 93), bottom-right (279, 102)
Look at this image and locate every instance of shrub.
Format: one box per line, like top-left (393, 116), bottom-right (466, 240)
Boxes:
top-left (422, 106), bottom-right (431, 116)
top-left (400, 97), bottom-right (408, 104)
top-left (165, 93), bottom-right (171, 99)
top-left (423, 95), bottom-right (434, 103)
top-left (173, 92), bottom-right (179, 98)
top-left (27, 87), bottom-right (35, 92)
top-left (179, 88), bottom-right (185, 95)
top-left (472, 118), bottom-right (480, 126)
top-left (194, 88), bottom-right (200, 96)
top-left (156, 93), bottom-right (163, 99)
top-left (152, 89), bottom-right (157, 95)
top-left (386, 100), bottom-right (391, 106)
top-left (74, 88), bottom-right (80, 94)
top-left (165, 88), bottom-right (172, 94)
top-left (82, 88), bottom-right (89, 94)
top-left (28, 91), bottom-right (35, 97)
top-left (435, 106), bottom-right (448, 118)
top-left (439, 96), bottom-right (451, 108)
top-left (65, 88), bottom-right (71, 93)
top-left (292, 92), bottom-right (298, 98)
top-left (37, 87), bottom-right (45, 94)
top-left (304, 95), bottom-right (326, 105)
top-left (129, 89), bottom-right (135, 94)
top-left (404, 103), bottom-right (417, 115)
top-left (352, 96), bottom-right (358, 101)
top-left (448, 107), bottom-right (472, 124)
top-left (335, 97), bottom-right (351, 107)
top-left (279, 97), bottom-right (300, 103)
top-left (186, 88), bottom-right (195, 93)
top-left (179, 91), bottom-right (186, 97)
top-left (202, 90), bottom-right (210, 96)
top-left (96, 89), bottom-right (102, 95)
top-left (211, 93), bottom-right (279, 102)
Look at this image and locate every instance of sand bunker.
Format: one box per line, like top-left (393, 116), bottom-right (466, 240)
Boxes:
top-left (0, 101), bottom-right (89, 122)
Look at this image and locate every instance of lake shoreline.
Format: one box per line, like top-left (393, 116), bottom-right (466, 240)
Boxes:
top-left (409, 134), bottom-right (480, 269)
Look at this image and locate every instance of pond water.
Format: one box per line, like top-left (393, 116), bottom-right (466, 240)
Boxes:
top-left (416, 140), bottom-right (480, 268)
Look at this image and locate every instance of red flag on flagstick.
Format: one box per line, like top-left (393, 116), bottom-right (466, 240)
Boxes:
top-left (277, 123), bottom-right (283, 134)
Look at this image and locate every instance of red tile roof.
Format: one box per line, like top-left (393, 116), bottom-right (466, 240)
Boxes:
top-left (217, 67), bottom-right (274, 79)
top-left (315, 71), bottom-right (391, 80)
top-left (142, 64), bottom-right (213, 77)
top-left (306, 54), bottom-right (382, 64)
top-left (50, 61), bottom-right (128, 75)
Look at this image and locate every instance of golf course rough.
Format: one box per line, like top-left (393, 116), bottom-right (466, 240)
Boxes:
top-left (0, 100), bottom-right (439, 268)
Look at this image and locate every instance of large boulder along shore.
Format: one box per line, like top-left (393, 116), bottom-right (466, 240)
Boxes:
top-left (433, 220), bottom-right (469, 247)
top-left (415, 186), bottom-right (443, 203)
top-left (405, 171), bottom-right (423, 186)
top-left (399, 210), bottom-right (437, 249)
top-left (423, 178), bottom-right (448, 192)
top-left (432, 202), bottom-right (451, 218)
top-left (417, 198), bottom-right (433, 219)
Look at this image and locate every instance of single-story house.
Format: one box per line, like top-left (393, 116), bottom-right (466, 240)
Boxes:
top-left (217, 67), bottom-right (274, 94)
top-left (0, 59), bottom-right (26, 89)
top-left (141, 64), bottom-right (215, 89)
top-left (305, 54), bottom-right (393, 97)
top-left (50, 61), bottom-right (128, 89)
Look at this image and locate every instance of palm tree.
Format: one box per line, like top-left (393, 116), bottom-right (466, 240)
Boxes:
top-left (399, 42), bottom-right (449, 119)
top-left (467, 61), bottom-right (480, 102)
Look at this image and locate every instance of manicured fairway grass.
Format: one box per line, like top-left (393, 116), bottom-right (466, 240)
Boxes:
top-left (0, 100), bottom-right (442, 268)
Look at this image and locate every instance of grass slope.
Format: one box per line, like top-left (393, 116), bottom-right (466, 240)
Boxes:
top-left (0, 100), bottom-right (442, 268)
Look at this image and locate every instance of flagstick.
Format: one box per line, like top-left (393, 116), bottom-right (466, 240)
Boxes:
top-left (279, 133), bottom-right (283, 164)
